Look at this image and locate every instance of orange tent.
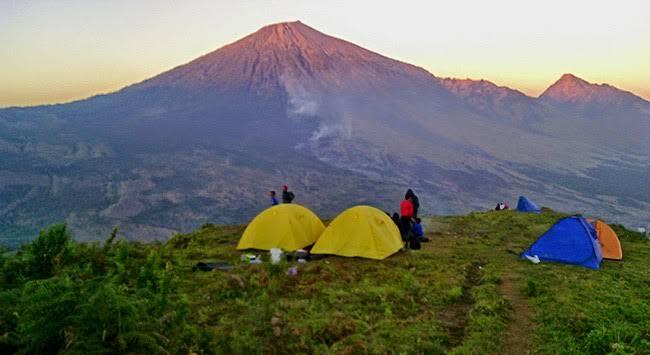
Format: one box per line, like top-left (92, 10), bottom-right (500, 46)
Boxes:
top-left (594, 220), bottom-right (623, 260)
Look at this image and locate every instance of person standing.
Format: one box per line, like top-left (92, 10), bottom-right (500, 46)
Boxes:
top-left (399, 195), bottom-right (414, 241)
top-left (269, 191), bottom-right (279, 206)
top-left (282, 185), bottom-right (295, 204)
top-left (392, 212), bottom-right (400, 227)
top-left (406, 189), bottom-right (420, 218)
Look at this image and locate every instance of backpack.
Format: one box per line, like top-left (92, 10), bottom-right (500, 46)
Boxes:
top-left (288, 192), bottom-right (295, 202)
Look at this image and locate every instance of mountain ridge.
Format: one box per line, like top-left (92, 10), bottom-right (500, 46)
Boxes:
top-left (7, 22), bottom-right (649, 108)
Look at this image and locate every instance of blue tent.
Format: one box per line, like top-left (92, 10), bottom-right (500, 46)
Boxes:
top-left (521, 217), bottom-right (602, 270)
top-left (516, 196), bottom-right (541, 213)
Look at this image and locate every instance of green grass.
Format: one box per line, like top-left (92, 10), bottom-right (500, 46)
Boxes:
top-left (1, 210), bottom-right (649, 353)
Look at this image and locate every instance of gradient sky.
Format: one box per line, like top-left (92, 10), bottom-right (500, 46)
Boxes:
top-left (1, 0), bottom-right (649, 107)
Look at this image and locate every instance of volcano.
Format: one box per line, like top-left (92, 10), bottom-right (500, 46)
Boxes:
top-left (1, 21), bottom-right (648, 245)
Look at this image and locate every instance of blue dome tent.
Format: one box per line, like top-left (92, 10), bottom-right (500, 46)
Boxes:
top-left (521, 216), bottom-right (602, 270)
top-left (516, 196), bottom-right (541, 213)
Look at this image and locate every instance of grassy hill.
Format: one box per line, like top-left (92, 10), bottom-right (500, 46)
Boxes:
top-left (1, 210), bottom-right (649, 354)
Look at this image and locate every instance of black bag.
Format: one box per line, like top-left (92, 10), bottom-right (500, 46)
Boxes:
top-left (288, 192), bottom-right (295, 202)
top-left (192, 262), bottom-right (233, 272)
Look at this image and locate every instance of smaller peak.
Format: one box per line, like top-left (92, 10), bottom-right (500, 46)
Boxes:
top-left (541, 73), bottom-right (648, 105)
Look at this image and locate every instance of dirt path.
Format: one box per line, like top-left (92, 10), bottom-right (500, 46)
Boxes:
top-left (438, 262), bottom-right (484, 347)
top-left (499, 272), bottom-right (535, 355)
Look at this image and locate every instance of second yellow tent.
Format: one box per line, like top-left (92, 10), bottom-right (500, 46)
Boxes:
top-left (311, 205), bottom-right (403, 260)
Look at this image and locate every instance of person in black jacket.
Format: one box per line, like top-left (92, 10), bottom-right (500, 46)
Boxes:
top-left (405, 189), bottom-right (420, 218)
top-left (282, 185), bottom-right (295, 204)
top-left (391, 212), bottom-right (400, 227)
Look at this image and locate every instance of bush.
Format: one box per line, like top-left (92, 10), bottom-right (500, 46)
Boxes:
top-left (17, 276), bottom-right (78, 353)
top-left (0, 223), bottom-right (199, 354)
top-left (24, 224), bottom-right (71, 278)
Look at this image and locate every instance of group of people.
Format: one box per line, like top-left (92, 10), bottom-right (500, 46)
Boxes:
top-left (494, 202), bottom-right (509, 211)
top-left (269, 185), bottom-right (295, 206)
top-left (268, 185), bottom-right (427, 248)
top-left (390, 189), bottom-right (428, 249)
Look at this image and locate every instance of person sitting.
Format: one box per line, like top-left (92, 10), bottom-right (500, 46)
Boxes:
top-left (269, 190), bottom-right (279, 206)
top-left (413, 217), bottom-right (424, 240)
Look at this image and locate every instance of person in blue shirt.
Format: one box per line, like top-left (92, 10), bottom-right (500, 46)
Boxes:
top-left (413, 218), bottom-right (427, 242)
top-left (269, 190), bottom-right (279, 206)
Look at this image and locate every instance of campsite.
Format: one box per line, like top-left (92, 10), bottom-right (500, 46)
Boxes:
top-left (3, 3), bottom-right (650, 354)
top-left (1, 207), bottom-right (648, 354)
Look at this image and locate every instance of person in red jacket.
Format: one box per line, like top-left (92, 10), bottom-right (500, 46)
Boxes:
top-left (399, 195), bottom-right (414, 240)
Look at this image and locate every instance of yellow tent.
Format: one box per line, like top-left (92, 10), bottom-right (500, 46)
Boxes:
top-left (594, 220), bottom-right (623, 260)
top-left (311, 205), bottom-right (403, 260)
top-left (237, 204), bottom-right (325, 251)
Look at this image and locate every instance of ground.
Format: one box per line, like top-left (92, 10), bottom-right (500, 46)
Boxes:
top-left (161, 209), bottom-right (650, 353)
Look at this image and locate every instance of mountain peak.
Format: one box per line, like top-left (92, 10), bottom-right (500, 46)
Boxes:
top-left (260, 20), bottom-right (305, 30)
top-left (139, 20), bottom-right (434, 93)
top-left (558, 73), bottom-right (584, 82)
top-left (540, 73), bottom-right (648, 106)
top-left (252, 20), bottom-right (314, 44)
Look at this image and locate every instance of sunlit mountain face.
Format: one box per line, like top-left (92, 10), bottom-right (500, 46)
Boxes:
top-left (1, 21), bottom-right (648, 246)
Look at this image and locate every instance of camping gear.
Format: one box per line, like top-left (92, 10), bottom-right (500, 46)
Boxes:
top-left (192, 262), bottom-right (233, 272)
top-left (241, 254), bottom-right (262, 264)
top-left (270, 248), bottom-right (284, 264)
top-left (524, 255), bottom-right (540, 264)
top-left (287, 266), bottom-right (298, 276)
top-left (594, 220), bottom-right (623, 260)
top-left (516, 196), bottom-right (541, 213)
top-left (521, 216), bottom-right (602, 269)
top-left (241, 254), bottom-right (258, 262)
top-left (285, 249), bottom-right (311, 261)
top-left (311, 205), bottom-right (403, 260)
top-left (237, 204), bottom-right (325, 251)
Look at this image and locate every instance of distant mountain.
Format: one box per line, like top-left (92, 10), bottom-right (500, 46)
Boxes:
top-left (1, 21), bottom-right (649, 246)
top-left (540, 73), bottom-right (648, 106)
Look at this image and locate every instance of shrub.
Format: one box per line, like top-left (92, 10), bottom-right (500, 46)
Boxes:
top-left (24, 224), bottom-right (71, 278)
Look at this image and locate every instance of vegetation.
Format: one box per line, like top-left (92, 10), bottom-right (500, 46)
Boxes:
top-left (0, 210), bottom-right (648, 353)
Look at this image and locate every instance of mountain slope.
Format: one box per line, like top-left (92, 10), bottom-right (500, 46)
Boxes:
top-left (0, 21), bottom-right (648, 245)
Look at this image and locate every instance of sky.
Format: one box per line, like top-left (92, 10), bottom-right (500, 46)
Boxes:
top-left (1, 0), bottom-right (649, 107)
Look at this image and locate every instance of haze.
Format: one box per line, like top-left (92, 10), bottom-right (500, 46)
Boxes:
top-left (1, 0), bottom-right (649, 107)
